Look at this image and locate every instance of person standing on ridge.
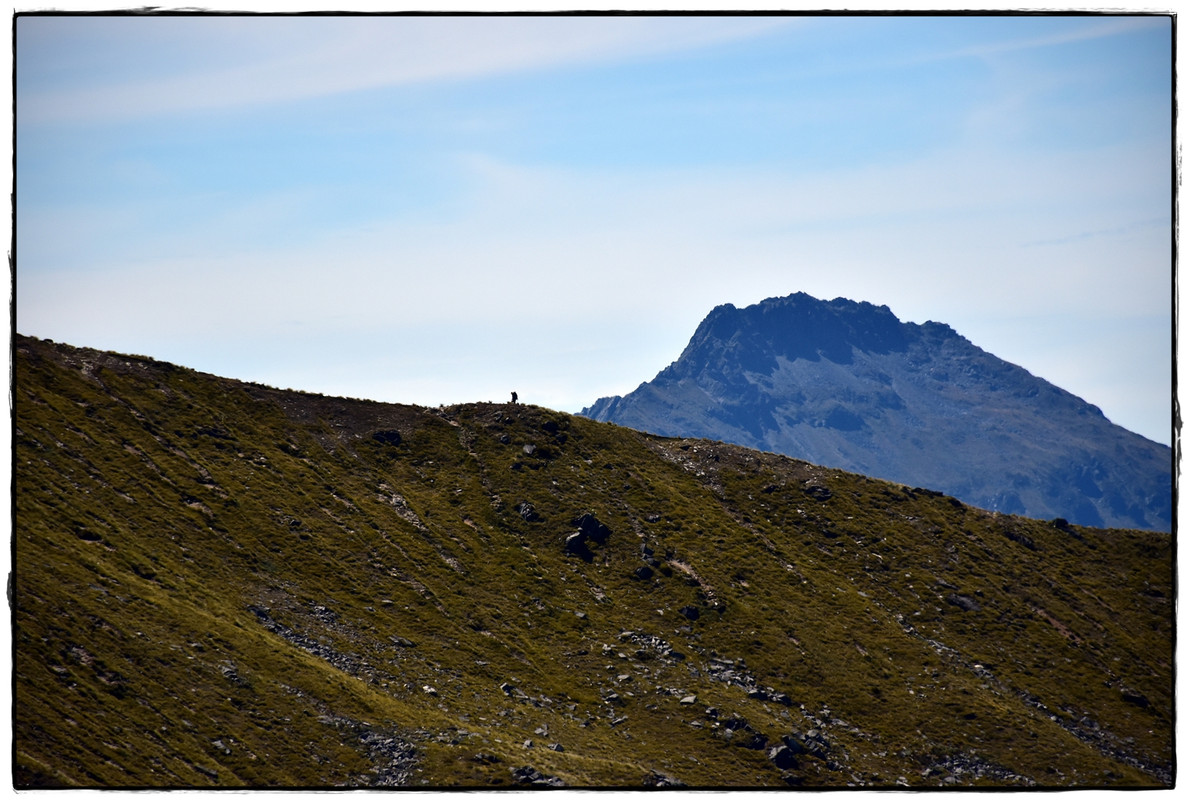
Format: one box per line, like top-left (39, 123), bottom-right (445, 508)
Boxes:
top-left (510, 391), bottom-right (518, 404)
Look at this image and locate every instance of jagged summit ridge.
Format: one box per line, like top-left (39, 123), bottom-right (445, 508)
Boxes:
top-left (582, 292), bottom-right (1170, 531)
top-left (674, 294), bottom-right (913, 370)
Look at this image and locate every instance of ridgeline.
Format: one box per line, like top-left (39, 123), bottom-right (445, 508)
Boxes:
top-left (13, 334), bottom-right (1174, 788)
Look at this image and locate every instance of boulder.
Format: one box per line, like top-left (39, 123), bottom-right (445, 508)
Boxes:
top-left (769, 745), bottom-right (799, 770)
top-left (565, 513), bottom-right (612, 560)
top-left (642, 770), bottom-right (685, 787)
top-left (510, 766), bottom-right (565, 787)
top-left (564, 532), bottom-right (592, 560)
top-left (805, 484), bottom-right (833, 501)
top-left (780, 734), bottom-right (806, 755)
top-left (745, 733), bottom-right (769, 750)
top-left (574, 513), bottom-right (612, 544)
top-left (1121, 688), bottom-right (1150, 708)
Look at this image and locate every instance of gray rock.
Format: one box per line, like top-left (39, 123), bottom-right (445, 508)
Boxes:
top-left (769, 744), bottom-right (798, 770)
top-left (946, 594), bottom-right (981, 612)
top-left (564, 513), bottom-right (612, 559)
top-left (510, 765), bottom-right (565, 786)
top-left (573, 512), bottom-right (611, 543)
top-left (564, 531), bottom-right (589, 556)
top-left (805, 484), bottom-right (833, 502)
top-left (1121, 687), bottom-right (1150, 708)
top-left (193, 764), bottom-right (218, 781)
top-left (643, 770), bottom-right (686, 787)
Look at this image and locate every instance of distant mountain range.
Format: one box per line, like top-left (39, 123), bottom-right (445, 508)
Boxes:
top-left (582, 293), bottom-right (1171, 532)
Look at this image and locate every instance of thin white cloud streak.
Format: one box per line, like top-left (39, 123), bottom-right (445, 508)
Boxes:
top-left (18, 132), bottom-right (1171, 442)
top-left (907, 15), bottom-right (1164, 65)
top-left (20, 16), bottom-right (796, 125)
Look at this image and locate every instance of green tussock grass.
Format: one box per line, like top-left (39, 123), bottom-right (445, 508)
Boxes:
top-left (13, 334), bottom-right (1174, 788)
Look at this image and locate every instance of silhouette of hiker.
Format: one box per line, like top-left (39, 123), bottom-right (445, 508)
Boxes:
top-left (510, 391), bottom-right (518, 404)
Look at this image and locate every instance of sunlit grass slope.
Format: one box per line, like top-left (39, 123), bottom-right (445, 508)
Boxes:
top-left (13, 334), bottom-right (1173, 788)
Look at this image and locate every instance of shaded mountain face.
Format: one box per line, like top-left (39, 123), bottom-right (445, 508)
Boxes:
top-left (583, 293), bottom-right (1172, 532)
top-left (12, 334), bottom-right (1174, 788)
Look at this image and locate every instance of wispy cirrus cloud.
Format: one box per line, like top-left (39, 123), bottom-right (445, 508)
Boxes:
top-left (928, 14), bottom-right (1163, 62)
top-left (19, 15), bottom-right (796, 125)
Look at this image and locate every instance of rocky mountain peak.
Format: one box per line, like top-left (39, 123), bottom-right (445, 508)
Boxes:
top-left (584, 292), bottom-right (1170, 531)
top-left (673, 293), bottom-right (909, 377)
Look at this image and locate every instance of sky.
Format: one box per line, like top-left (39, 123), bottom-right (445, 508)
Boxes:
top-left (13, 10), bottom-right (1175, 446)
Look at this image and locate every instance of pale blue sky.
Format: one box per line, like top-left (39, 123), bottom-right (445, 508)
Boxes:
top-left (15, 13), bottom-right (1173, 445)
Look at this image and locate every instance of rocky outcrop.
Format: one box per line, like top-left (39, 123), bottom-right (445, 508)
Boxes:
top-left (563, 512), bottom-right (612, 560)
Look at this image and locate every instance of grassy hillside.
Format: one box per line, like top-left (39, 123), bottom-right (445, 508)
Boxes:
top-left (12, 334), bottom-right (1174, 788)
